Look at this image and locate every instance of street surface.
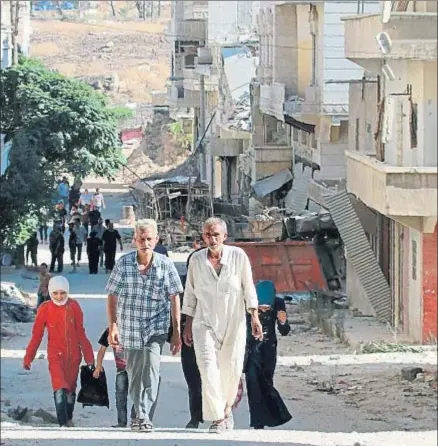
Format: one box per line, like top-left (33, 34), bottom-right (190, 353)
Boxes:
top-left (1, 185), bottom-right (437, 446)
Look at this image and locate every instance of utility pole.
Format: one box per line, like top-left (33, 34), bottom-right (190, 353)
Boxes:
top-left (199, 73), bottom-right (206, 182)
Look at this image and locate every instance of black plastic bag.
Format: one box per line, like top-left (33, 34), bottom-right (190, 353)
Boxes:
top-left (77, 365), bottom-right (110, 408)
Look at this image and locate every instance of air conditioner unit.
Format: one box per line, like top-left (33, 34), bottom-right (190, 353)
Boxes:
top-left (376, 32), bottom-right (392, 55)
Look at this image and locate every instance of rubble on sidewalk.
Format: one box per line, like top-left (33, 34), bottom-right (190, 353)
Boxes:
top-left (1, 282), bottom-right (35, 329)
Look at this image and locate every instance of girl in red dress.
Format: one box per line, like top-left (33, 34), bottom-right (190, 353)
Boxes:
top-left (23, 276), bottom-right (94, 427)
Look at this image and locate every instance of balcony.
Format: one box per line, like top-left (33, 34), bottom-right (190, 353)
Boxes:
top-left (346, 150), bottom-right (437, 220)
top-left (167, 77), bottom-right (199, 109)
top-left (167, 19), bottom-right (206, 42)
top-left (182, 68), bottom-right (218, 93)
top-left (254, 146), bottom-right (293, 180)
top-left (210, 138), bottom-right (244, 157)
top-left (343, 13), bottom-right (437, 61)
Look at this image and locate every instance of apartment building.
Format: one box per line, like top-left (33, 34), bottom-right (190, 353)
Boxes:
top-left (339, 0), bottom-right (437, 343)
top-left (252, 1), bottom-right (383, 214)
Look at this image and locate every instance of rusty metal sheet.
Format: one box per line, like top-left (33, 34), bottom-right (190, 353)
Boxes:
top-left (228, 241), bottom-right (327, 293)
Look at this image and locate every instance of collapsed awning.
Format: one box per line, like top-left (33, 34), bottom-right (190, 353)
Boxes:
top-left (252, 169), bottom-right (293, 198)
top-left (284, 115), bottom-right (315, 134)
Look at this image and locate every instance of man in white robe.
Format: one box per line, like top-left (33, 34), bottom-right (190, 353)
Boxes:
top-left (182, 217), bottom-right (263, 433)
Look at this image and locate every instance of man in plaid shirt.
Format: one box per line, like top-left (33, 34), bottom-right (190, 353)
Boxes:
top-left (106, 219), bottom-right (183, 432)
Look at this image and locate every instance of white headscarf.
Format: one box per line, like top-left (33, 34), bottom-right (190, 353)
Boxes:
top-left (48, 276), bottom-right (70, 306)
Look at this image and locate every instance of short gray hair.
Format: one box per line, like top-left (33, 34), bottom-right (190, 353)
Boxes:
top-left (203, 217), bottom-right (227, 234)
top-left (135, 219), bottom-right (158, 234)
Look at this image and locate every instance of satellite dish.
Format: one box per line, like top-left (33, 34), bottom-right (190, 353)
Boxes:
top-left (382, 64), bottom-right (396, 82)
top-left (381, 1), bottom-right (392, 23)
top-left (376, 31), bottom-right (392, 55)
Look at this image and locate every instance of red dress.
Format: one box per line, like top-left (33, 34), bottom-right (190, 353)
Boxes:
top-left (24, 299), bottom-right (94, 393)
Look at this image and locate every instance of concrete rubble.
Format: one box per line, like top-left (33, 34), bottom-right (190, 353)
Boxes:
top-left (1, 282), bottom-right (35, 332)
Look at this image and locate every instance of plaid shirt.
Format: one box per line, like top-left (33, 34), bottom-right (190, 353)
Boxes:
top-left (105, 251), bottom-right (183, 350)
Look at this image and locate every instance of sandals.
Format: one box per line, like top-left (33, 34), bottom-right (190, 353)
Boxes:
top-left (209, 419), bottom-right (226, 434)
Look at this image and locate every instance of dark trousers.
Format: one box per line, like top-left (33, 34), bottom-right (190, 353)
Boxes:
top-left (70, 245), bottom-right (77, 264)
top-left (37, 292), bottom-right (50, 308)
top-left (50, 251), bottom-right (63, 273)
top-left (53, 389), bottom-right (75, 427)
top-left (76, 243), bottom-right (83, 262)
top-left (88, 253), bottom-right (99, 274)
top-left (115, 369), bottom-right (136, 426)
top-left (104, 249), bottom-right (116, 271)
top-left (83, 223), bottom-right (89, 236)
top-left (181, 340), bottom-right (203, 423)
top-left (39, 225), bottom-right (48, 241)
top-left (26, 249), bottom-right (37, 266)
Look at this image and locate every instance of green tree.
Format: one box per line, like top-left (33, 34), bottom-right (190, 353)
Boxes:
top-left (0, 57), bottom-right (125, 248)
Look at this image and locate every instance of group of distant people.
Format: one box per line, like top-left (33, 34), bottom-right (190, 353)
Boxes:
top-left (26, 177), bottom-right (123, 276)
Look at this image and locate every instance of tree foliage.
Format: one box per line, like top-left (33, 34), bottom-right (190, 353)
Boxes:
top-left (0, 57), bottom-right (125, 247)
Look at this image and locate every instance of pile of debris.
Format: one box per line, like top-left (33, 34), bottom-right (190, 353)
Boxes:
top-left (120, 112), bottom-right (192, 184)
top-left (1, 283), bottom-right (35, 332)
top-left (226, 91), bottom-right (251, 132)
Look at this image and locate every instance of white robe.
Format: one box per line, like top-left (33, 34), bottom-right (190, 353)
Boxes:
top-left (182, 245), bottom-right (258, 421)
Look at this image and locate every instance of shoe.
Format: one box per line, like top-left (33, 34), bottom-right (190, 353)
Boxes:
top-left (209, 420), bottom-right (226, 434)
top-left (130, 418), bottom-right (143, 431)
top-left (76, 262), bottom-right (80, 266)
top-left (111, 423), bottom-right (127, 428)
top-left (139, 421), bottom-right (154, 433)
top-left (254, 426), bottom-right (265, 430)
top-left (185, 420), bottom-right (200, 429)
top-left (66, 420), bottom-right (74, 428)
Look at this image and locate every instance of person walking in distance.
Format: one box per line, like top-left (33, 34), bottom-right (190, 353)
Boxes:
top-left (86, 231), bottom-right (102, 275)
top-left (37, 263), bottom-right (52, 308)
top-left (106, 219), bottom-right (183, 432)
top-left (92, 218), bottom-right (105, 268)
top-left (79, 188), bottom-right (93, 209)
top-left (92, 188), bottom-right (105, 213)
top-left (102, 222), bottom-right (123, 273)
top-left (49, 225), bottom-right (65, 273)
top-left (57, 177), bottom-right (69, 208)
top-left (68, 222), bottom-right (78, 273)
top-left (26, 232), bottom-right (39, 267)
top-left (74, 219), bottom-right (87, 266)
top-left (182, 217), bottom-right (263, 434)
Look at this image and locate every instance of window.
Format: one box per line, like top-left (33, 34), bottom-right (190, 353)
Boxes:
top-left (184, 54), bottom-right (196, 69)
top-left (300, 130), bottom-right (308, 145)
top-left (412, 240), bottom-right (417, 280)
top-left (293, 127), bottom-right (299, 142)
